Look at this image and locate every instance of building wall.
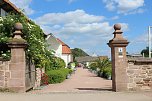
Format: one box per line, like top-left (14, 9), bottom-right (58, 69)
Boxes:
top-left (61, 54), bottom-right (72, 67)
top-left (46, 36), bottom-right (62, 57)
top-left (0, 8), bottom-right (7, 16)
top-left (126, 58), bottom-right (152, 91)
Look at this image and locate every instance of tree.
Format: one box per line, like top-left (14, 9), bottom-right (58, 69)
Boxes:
top-left (141, 47), bottom-right (151, 57)
top-left (71, 48), bottom-right (89, 62)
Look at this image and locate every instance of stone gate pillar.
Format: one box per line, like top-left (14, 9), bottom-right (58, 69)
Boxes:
top-left (8, 23), bottom-right (27, 92)
top-left (108, 24), bottom-right (129, 92)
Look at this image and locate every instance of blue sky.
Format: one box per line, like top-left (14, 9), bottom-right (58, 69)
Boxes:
top-left (10, 0), bottom-right (152, 57)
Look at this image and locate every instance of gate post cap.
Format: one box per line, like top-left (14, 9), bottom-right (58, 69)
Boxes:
top-left (14, 22), bottom-right (23, 30)
top-left (114, 23), bottom-right (121, 30)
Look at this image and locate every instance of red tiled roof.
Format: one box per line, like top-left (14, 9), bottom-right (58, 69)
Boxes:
top-left (57, 38), bottom-right (71, 54)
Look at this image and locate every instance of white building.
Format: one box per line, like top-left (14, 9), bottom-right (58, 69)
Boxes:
top-left (46, 34), bottom-right (62, 57)
top-left (46, 34), bottom-right (73, 67)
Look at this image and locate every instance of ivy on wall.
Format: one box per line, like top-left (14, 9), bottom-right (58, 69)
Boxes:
top-left (0, 13), bottom-right (54, 68)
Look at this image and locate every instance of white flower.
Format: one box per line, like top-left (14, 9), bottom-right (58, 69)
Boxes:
top-left (0, 17), bottom-right (3, 21)
top-left (2, 53), bottom-right (6, 56)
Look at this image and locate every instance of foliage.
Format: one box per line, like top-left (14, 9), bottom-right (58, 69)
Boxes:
top-left (45, 57), bottom-right (66, 71)
top-left (41, 73), bottom-right (49, 85)
top-left (0, 50), bottom-right (11, 60)
top-left (46, 68), bottom-right (71, 84)
top-left (89, 58), bottom-right (112, 79)
top-left (0, 13), bottom-right (54, 68)
top-left (102, 66), bottom-right (112, 78)
top-left (89, 62), bottom-right (98, 70)
top-left (96, 58), bottom-right (111, 72)
top-left (141, 47), bottom-right (151, 57)
top-left (71, 48), bottom-right (89, 61)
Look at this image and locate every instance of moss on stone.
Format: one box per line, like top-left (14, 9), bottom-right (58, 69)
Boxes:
top-left (8, 38), bottom-right (27, 43)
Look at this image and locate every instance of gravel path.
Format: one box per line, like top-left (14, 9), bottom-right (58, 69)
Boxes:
top-left (31, 67), bottom-right (112, 93)
top-left (1, 68), bottom-right (152, 101)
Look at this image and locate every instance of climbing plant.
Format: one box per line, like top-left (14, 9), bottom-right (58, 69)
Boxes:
top-left (0, 13), bottom-right (54, 68)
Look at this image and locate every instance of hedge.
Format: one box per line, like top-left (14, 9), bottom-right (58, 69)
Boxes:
top-left (46, 68), bottom-right (72, 84)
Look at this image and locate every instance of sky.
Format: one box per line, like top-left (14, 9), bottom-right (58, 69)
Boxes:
top-left (9, 0), bottom-right (152, 57)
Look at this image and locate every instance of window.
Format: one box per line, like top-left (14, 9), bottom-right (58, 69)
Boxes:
top-left (0, 8), bottom-right (7, 16)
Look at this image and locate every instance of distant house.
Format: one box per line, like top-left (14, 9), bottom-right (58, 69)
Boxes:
top-left (75, 56), bottom-right (108, 67)
top-left (127, 54), bottom-right (143, 58)
top-left (0, 0), bottom-right (21, 16)
top-left (46, 34), bottom-right (62, 57)
top-left (46, 34), bottom-right (73, 67)
top-left (57, 38), bottom-right (73, 67)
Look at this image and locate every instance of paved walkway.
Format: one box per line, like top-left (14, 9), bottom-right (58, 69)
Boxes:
top-left (31, 67), bottom-right (112, 93)
top-left (1, 68), bottom-right (152, 101)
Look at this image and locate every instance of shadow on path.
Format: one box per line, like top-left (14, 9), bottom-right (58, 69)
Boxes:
top-left (76, 87), bottom-right (112, 91)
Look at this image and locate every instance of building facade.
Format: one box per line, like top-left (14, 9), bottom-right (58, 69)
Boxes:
top-left (46, 34), bottom-right (73, 67)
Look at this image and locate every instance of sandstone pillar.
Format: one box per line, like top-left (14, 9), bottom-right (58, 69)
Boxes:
top-left (108, 24), bottom-right (129, 92)
top-left (8, 23), bottom-right (27, 92)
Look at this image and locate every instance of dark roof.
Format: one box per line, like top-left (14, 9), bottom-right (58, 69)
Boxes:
top-left (0, 0), bottom-right (21, 13)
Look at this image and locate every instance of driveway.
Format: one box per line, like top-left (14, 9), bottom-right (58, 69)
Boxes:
top-left (31, 67), bottom-right (112, 93)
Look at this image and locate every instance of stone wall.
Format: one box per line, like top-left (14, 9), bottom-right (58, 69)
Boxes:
top-left (0, 60), bottom-right (10, 88)
top-left (34, 68), bottom-right (45, 89)
top-left (0, 58), bottom-right (44, 91)
top-left (127, 58), bottom-right (152, 91)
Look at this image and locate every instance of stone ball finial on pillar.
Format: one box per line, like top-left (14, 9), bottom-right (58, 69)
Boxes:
top-left (14, 22), bottom-right (23, 31)
top-left (8, 22), bottom-right (27, 47)
top-left (114, 23), bottom-right (121, 31)
top-left (13, 22), bottom-right (24, 39)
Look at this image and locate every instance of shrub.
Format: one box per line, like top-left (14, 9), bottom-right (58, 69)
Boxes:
top-left (103, 66), bottom-right (112, 78)
top-left (46, 68), bottom-right (71, 84)
top-left (89, 62), bottom-right (97, 70)
top-left (41, 73), bottom-right (49, 85)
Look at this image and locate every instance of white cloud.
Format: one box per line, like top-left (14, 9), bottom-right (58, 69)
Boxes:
top-left (103, 0), bottom-right (145, 15)
top-left (34, 9), bottom-right (128, 36)
top-left (9, 0), bottom-right (34, 15)
top-left (35, 10), bottom-right (104, 25)
top-left (34, 9), bottom-right (129, 55)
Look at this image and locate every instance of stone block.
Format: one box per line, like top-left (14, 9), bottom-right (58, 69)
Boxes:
top-left (10, 71), bottom-right (24, 79)
top-left (128, 65), bottom-right (139, 69)
top-left (141, 86), bottom-right (151, 90)
top-left (128, 78), bottom-right (134, 83)
top-left (0, 71), bottom-right (4, 76)
top-left (143, 78), bottom-right (151, 83)
top-left (136, 75), bottom-right (147, 78)
top-left (0, 76), bottom-right (4, 80)
top-left (134, 70), bottom-right (141, 75)
top-left (127, 70), bottom-right (134, 75)
top-left (11, 55), bottom-right (25, 63)
top-left (128, 83), bottom-right (136, 88)
top-left (9, 63), bottom-right (25, 70)
top-left (8, 87), bottom-right (26, 93)
top-left (11, 49), bottom-right (24, 56)
top-left (134, 78), bottom-right (142, 83)
top-left (5, 72), bottom-right (10, 78)
top-left (8, 79), bottom-right (24, 87)
top-left (141, 70), bottom-right (147, 74)
top-left (148, 70), bottom-right (152, 74)
top-left (0, 81), bottom-right (4, 87)
top-left (136, 81), bottom-right (144, 85)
